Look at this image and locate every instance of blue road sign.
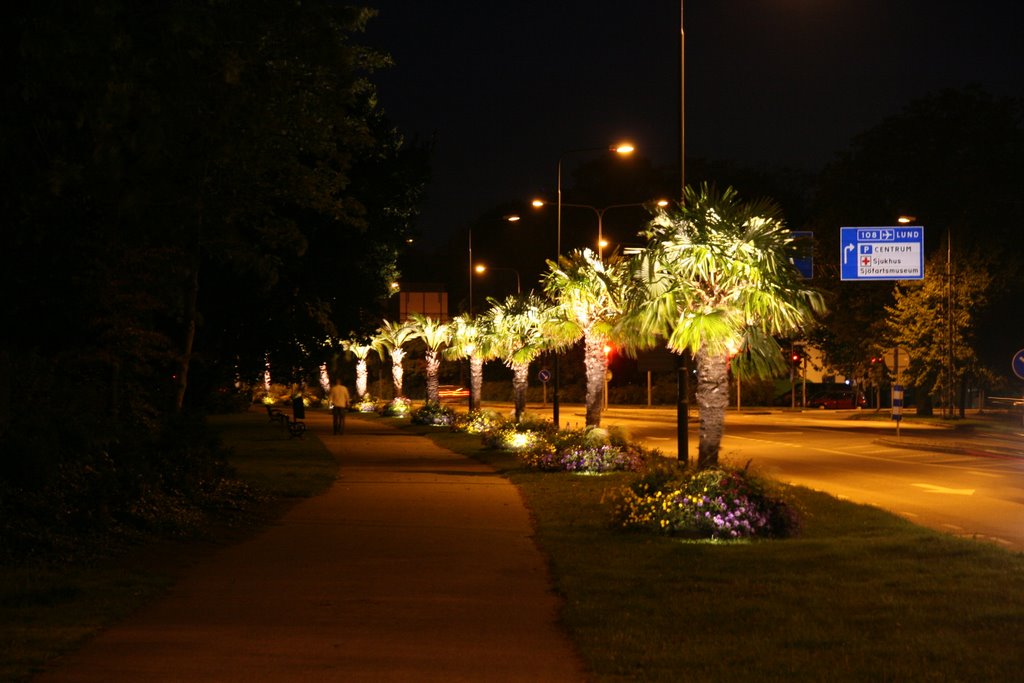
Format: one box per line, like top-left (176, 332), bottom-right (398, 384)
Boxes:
top-left (1013, 349), bottom-right (1024, 380)
top-left (840, 226), bottom-right (924, 281)
top-left (790, 230), bottom-right (814, 279)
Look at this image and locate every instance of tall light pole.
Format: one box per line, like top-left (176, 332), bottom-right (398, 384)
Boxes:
top-left (468, 214), bottom-right (520, 317)
top-left (678, 0), bottom-right (689, 464)
top-left (550, 143), bottom-right (635, 428)
top-left (532, 199), bottom-right (667, 260)
top-left (475, 264), bottom-right (521, 294)
top-left (680, 0), bottom-right (685, 196)
top-left (468, 226), bottom-right (474, 316)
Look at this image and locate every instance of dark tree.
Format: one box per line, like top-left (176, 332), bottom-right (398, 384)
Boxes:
top-left (809, 87), bottom-right (1024, 383)
top-left (0, 1), bottom-right (426, 554)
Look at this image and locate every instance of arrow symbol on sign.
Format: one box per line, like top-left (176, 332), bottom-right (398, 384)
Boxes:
top-left (843, 243), bottom-right (855, 264)
top-left (912, 483), bottom-right (975, 496)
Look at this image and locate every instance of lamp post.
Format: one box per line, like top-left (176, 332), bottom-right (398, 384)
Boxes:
top-left (547, 143), bottom-right (634, 428)
top-left (474, 263), bottom-right (521, 294)
top-left (901, 215), bottom-right (955, 418)
top-left (468, 214), bottom-right (520, 316)
top-left (533, 198), bottom-right (667, 260)
top-left (678, 0), bottom-right (689, 464)
top-left (468, 226), bottom-right (474, 316)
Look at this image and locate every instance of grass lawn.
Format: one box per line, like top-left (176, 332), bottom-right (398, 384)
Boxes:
top-left (4, 409), bottom-right (1021, 681)
top-left (0, 410), bottom-right (338, 682)
top-left (397, 416), bottom-right (1024, 682)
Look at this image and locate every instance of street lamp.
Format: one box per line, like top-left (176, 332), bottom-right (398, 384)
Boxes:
top-left (469, 214), bottom-right (520, 316)
top-left (532, 198), bottom-right (667, 260)
top-left (474, 263), bottom-right (521, 294)
top-left (548, 142), bottom-right (635, 428)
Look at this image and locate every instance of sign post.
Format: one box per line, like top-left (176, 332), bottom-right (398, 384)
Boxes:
top-left (841, 226), bottom-right (924, 281)
top-left (892, 384), bottom-right (904, 438)
top-left (538, 368), bottom-right (551, 406)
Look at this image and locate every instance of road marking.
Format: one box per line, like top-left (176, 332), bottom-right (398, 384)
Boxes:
top-left (726, 434), bottom-right (805, 449)
top-left (912, 483), bottom-right (975, 496)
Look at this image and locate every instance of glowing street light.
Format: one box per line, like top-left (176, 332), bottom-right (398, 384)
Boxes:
top-left (547, 142), bottom-right (635, 427)
top-left (475, 263), bottom-right (521, 294)
top-left (532, 197), bottom-right (666, 260)
top-left (469, 214), bottom-right (520, 316)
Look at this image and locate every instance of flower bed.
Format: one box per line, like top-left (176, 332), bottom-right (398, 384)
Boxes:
top-left (379, 396), bottom-right (411, 417)
top-left (452, 409), bottom-right (505, 435)
top-left (519, 426), bottom-right (652, 474)
top-left (611, 465), bottom-right (801, 540)
top-left (411, 402), bottom-right (455, 426)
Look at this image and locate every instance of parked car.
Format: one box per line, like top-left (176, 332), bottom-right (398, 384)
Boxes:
top-left (437, 385), bottom-right (469, 401)
top-left (807, 389), bottom-right (866, 409)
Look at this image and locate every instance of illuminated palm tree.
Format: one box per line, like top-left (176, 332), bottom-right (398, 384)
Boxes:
top-left (445, 313), bottom-right (496, 411)
top-left (623, 184), bottom-right (826, 468)
top-left (408, 313), bottom-right (450, 404)
top-left (542, 248), bottom-right (627, 428)
top-left (343, 337), bottom-right (377, 399)
top-left (486, 294), bottom-right (557, 422)
top-left (374, 319), bottom-right (416, 399)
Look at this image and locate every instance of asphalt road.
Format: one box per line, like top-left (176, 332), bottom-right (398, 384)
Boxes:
top-left (536, 403), bottom-right (1024, 551)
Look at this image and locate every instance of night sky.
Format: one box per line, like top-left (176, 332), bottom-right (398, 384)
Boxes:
top-left (363, 0), bottom-right (1023, 248)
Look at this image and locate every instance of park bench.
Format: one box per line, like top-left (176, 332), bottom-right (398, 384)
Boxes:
top-left (265, 404), bottom-right (305, 438)
top-left (284, 414), bottom-right (306, 438)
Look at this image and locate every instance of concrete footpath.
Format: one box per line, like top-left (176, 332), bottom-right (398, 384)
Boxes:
top-left (37, 412), bottom-right (588, 682)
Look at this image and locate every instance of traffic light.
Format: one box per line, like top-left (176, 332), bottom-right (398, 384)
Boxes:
top-left (603, 343), bottom-right (614, 359)
top-left (789, 347), bottom-right (803, 368)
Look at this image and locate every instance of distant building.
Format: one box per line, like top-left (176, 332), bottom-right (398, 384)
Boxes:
top-left (393, 282), bottom-right (449, 322)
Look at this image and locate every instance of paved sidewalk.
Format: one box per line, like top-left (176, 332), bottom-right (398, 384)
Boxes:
top-left (37, 413), bottom-right (587, 682)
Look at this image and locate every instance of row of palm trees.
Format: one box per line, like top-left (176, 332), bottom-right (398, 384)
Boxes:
top-left (347, 185), bottom-right (825, 469)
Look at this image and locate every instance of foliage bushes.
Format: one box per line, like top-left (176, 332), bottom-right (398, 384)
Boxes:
top-left (611, 461), bottom-right (802, 539)
top-left (0, 412), bottom-right (260, 565)
top-left (411, 406), bottom-right (801, 541)
top-left (410, 402), bottom-right (455, 426)
top-left (379, 397), bottom-right (411, 417)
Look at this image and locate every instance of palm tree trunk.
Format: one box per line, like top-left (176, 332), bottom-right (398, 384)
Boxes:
top-left (512, 362), bottom-right (529, 422)
top-left (391, 349), bottom-right (405, 397)
top-left (470, 355), bottom-right (484, 411)
top-left (355, 359), bottom-right (367, 398)
top-left (425, 350), bottom-right (440, 403)
top-left (695, 345), bottom-right (730, 469)
top-left (583, 334), bottom-right (606, 427)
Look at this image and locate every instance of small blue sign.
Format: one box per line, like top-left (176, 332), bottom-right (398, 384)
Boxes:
top-left (892, 384), bottom-right (904, 422)
top-left (1013, 349), bottom-right (1024, 380)
top-left (790, 231), bottom-right (814, 279)
top-left (841, 226), bottom-right (924, 281)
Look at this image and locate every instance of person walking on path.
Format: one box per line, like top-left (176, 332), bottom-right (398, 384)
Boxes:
top-left (35, 412), bottom-right (588, 682)
top-left (328, 378), bottom-right (350, 435)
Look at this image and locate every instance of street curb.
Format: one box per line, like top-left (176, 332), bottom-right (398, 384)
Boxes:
top-left (874, 438), bottom-right (1024, 459)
